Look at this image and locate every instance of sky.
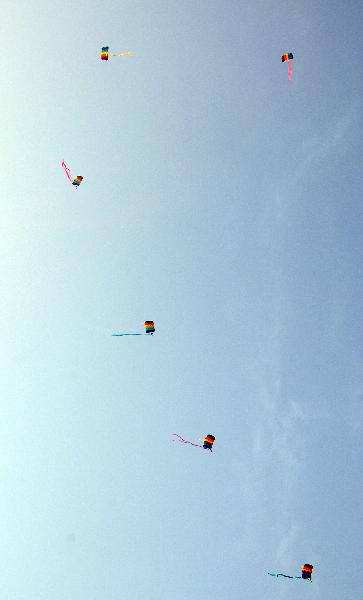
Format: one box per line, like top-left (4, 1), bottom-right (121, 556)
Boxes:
top-left (1, 1), bottom-right (362, 598)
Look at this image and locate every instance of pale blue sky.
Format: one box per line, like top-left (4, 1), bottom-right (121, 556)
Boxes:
top-left (1, 1), bottom-right (362, 599)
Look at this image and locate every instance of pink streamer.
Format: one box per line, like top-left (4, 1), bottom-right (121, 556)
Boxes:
top-left (171, 433), bottom-right (202, 448)
top-left (61, 160), bottom-right (72, 182)
top-left (287, 61), bottom-right (293, 81)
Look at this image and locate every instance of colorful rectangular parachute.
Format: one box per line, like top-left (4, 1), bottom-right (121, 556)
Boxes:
top-left (301, 564), bottom-right (313, 580)
top-left (144, 321), bottom-right (155, 334)
top-left (203, 434), bottom-right (215, 451)
top-left (101, 46), bottom-right (109, 60)
top-left (282, 52), bottom-right (293, 62)
top-left (72, 176), bottom-right (83, 187)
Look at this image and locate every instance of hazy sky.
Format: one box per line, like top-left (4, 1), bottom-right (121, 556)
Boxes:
top-left (1, 1), bottom-right (362, 599)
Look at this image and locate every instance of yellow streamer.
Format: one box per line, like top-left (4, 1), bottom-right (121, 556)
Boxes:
top-left (111, 51), bottom-right (133, 57)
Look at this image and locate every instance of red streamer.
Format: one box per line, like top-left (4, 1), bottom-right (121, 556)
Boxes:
top-left (171, 433), bottom-right (202, 448)
top-left (287, 61), bottom-right (293, 81)
top-left (61, 160), bottom-right (72, 182)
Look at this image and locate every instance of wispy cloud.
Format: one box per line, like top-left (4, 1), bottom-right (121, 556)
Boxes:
top-left (276, 522), bottom-right (300, 564)
top-left (294, 98), bottom-right (361, 187)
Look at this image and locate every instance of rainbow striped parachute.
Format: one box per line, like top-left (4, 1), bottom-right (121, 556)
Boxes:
top-left (144, 321), bottom-right (155, 335)
top-left (281, 52), bottom-right (293, 62)
top-left (301, 564), bottom-right (313, 580)
top-left (101, 46), bottom-right (109, 60)
top-left (72, 176), bottom-right (83, 188)
top-left (203, 434), bottom-right (215, 451)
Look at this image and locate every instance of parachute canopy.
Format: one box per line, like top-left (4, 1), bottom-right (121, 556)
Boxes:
top-left (203, 434), bottom-right (215, 450)
top-left (101, 46), bottom-right (109, 60)
top-left (282, 52), bottom-right (293, 62)
top-left (301, 564), bottom-right (313, 580)
top-left (144, 321), bottom-right (155, 334)
top-left (72, 176), bottom-right (83, 187)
